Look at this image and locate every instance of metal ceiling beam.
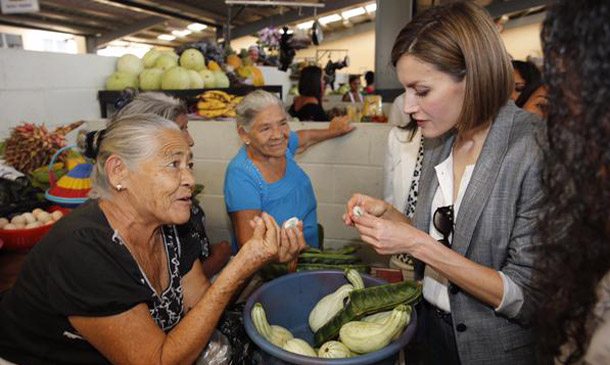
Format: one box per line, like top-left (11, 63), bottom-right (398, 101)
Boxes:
top-left (145, 0), bottom-right (226, 24)
top-left (88, 0), bottom-right (219, 28)
top-left (485, 0), bottom-right (550, 18)
top-left (86, 15), bottom-right (164, 52)
top-left (35, 8), bottom-right (116, 29)
top-left (0, 15), bottom-right (98, 34)
top-left (230, 0), bottom-right (364, 39)
top-left (40, 0), bottom-right (134, 18)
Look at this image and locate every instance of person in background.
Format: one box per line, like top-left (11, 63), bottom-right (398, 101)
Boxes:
top-left (536, 1), bottom-right (610, 364)
top-left (0, 114), bottom-right (304, 365)
top-left (225, 90), bottom-right (354, 251)
top-left (109, 92), bottom-right (231, 278)
top-left (247, 45), bottom-right (261, 65)
top-left (342, 75), bottom-right (364, 103)
top-left (364, 71), bottom-right (375, 94)
top-left (519, 80), bottom-right (549, 118)
top-left (511, 60), bottom-right (541, 104)
top-left (344, 2), bottom-right (545, 364)
top-left (289, 66), bottom-right (329, 121)
top-left (383, 92), bottom-right (423, 272)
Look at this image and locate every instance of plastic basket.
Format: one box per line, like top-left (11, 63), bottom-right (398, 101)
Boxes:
top-left (45, 145), bottom-right (91, 208)
top-left (243, 270), bottom-right (417, 365)
top-left (0, 206), bottom-right (70, 251)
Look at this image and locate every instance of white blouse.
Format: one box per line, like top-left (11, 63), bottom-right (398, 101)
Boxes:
top-left (423, 152), bottom-right (524, 318)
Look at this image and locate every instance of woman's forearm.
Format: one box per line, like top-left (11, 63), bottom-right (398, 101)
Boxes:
top-left (162, 254), bottom-right (257, 364)
top-left (414, 238), bottom-right (504, 308)
top-left (296, 128), bottom-right (341, 152)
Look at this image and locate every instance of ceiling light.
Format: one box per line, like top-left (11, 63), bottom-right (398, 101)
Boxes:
top-left (172, 29), bottom-right (192, 37)
top-left (319, 14), bottom-right (342, 25)
top-left (187, 23), bottom-right (208, 31)
top-left (157, 34), bottom-right (176, 41)
top-left (365, 3), bottom-right (376, 13)
top-left (341, 7), bottom-right (366, 19)
top-left (297, 20), bottom-right (314, 29)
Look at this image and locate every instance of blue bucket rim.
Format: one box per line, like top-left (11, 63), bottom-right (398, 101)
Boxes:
top-left (243, 270), bottom-right (418, 365)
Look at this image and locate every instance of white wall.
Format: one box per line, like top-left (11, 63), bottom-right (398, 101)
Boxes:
top-left (0, 48), bottom-right (115, 138)
top-left (501, 21), bottom-right (543, 61)
top-left (86, 119), bottom-right (393, 265)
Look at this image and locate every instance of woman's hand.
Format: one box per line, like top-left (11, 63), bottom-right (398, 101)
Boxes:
top-left (351, 213), bottom-right (432, 256)
top-left (343, 193), bottom-right (392, 226)
top-left (329, 115), bottom-right (355, 136)
top-left (242, 213), bottom-right (305, 266)
top-left (278, 221), bottom-right (306, 263)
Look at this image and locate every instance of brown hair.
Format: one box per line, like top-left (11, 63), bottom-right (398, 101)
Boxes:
top-left (391, 1), bottom-right (513, 132)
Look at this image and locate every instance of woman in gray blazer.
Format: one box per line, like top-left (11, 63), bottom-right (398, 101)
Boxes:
top-left (344, 2), bottom-right (545, 364)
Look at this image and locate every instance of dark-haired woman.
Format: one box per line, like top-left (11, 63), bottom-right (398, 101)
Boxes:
top-left (511, 60), bottom-right (541, 105)
top-left (344, 2), bottom-right (546, 364)
top-left (289, 66), bottom-right (329, 121)
top-left (342, 75), bottom-right (364, 103)
top-left (536, 1), bottom-right (610, 364)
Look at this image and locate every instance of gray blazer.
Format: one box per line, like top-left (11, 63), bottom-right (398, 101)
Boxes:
top-left (413, 102), bottom-right (545, 364)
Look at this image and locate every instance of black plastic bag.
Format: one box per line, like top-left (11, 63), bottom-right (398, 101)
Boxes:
top-left (217, 303), bottom-right (263, 365)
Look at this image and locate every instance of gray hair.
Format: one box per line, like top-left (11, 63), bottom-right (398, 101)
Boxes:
top-left (236, 90), bottom-right (287, 131)
top-left (91, 113), bottom-right (179, 200)
top-left (110, 92), bottom-right (187, 124)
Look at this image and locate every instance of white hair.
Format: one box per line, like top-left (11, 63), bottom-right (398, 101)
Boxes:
top-left (235, 90), bottom-right (287, 131)
top-left (91, 113), bottom-right (179, 200)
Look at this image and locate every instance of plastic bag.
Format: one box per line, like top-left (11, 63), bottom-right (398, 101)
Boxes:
top-left (196, 330), bottom-right (232, 365)
top-left (217, 303), bottom-right (263, 365)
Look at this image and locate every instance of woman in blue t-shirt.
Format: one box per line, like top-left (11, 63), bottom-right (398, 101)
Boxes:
top-left (225, 90), bottom-right (355, 250)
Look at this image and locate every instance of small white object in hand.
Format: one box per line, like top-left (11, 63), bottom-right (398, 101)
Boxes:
top-left (283, 217), bottom-right (299, 229)
top-left (352, 206), bottom-right (364, 217)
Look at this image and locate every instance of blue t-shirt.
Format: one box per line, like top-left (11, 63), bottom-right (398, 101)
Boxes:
top-left (224, 131), bottom-right (319, 251)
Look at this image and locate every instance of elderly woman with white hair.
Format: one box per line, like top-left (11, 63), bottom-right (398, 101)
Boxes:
top-left (224, 90), bottom-right (355, 250)
top-left (0, 114), bottom-right (304, 365)
top-left (96, 91), bottom-right (232, 278)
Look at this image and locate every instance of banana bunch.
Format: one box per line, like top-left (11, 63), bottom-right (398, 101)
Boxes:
top-left (196, 90), bottom-right (244, 119)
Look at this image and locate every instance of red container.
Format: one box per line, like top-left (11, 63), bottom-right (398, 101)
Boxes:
top-left (0, 206), bottom-right (70, 251)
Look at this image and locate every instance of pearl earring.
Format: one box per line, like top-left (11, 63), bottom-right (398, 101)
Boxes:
top-left (116, 184), bottom-right (123, 191)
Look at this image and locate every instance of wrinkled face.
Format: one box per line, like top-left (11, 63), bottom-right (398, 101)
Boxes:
top-left (173, 113), bottom-right (194, 147)
top-left (511, 69), bottom-right (525, 101)
top-left (125, 129), bottom-right (194, 225)
top-left (241, 104), bottom-right (290, 158)
top-left (397, 54), bottom-right (466, 139)
top-left (523, 86), bottom-right (549, 118)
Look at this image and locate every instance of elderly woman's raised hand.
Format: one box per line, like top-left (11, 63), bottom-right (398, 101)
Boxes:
top-left (243, 213), bottom-right (305, 266)
top-left (329, 115), bottom-right (356, 136)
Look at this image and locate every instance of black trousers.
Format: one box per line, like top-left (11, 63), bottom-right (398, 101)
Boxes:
top-left (405, 301), bottom-right (461, 365)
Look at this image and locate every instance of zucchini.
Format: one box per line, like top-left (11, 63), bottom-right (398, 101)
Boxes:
top-left (339, 304), bottom-right (410, 354)
top-left (313, 280), bottom-right (421, 347)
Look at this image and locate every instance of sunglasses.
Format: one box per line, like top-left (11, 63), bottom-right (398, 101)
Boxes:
top-left (433, 205), bottom-right (454, 247)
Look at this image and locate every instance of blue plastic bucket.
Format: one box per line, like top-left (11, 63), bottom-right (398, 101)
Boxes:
top-left (243, 270), bottom-right (417, 365)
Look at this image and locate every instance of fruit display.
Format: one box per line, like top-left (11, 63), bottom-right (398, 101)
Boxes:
top-left (0, 208), bottom-right (63, 230)
top-left (250, 270), bottom-right (420, 359)
top-left (3, 121), bottom-right (84, 174)
top-left (196, 90), bottom-right (243, 119)
top-left (105, 48), bottom-right (238, 91)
